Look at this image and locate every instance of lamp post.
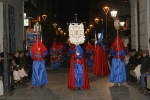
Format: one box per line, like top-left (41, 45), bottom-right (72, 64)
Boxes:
top-left (3, 1), bottom-right (10, 96)
top-left (103, 6), bottom-right (109, 44)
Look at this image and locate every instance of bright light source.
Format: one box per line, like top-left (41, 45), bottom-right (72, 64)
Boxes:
top-left (110, 11), bottom-right (117, 18)
top-left (120, 22), bottom-right (125, 27)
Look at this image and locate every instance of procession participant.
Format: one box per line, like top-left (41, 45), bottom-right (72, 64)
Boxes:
top-left (68, 45), bottom-right (90, 90)
top-left (93, 31), bottom-right (110, 76)
top-left (50, 41), bottom-right (61, 70)
top-left (85, 41), bottom-right (94, 67)
top-left (30, 38), bottom-right (48, 88)
top-left (57, 42), bottom-right (64, 66)
top-left (109, 36), bottom-right (126, 86)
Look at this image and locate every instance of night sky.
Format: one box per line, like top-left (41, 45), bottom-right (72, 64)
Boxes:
top-left (57, 0), bottom-right (89, 30)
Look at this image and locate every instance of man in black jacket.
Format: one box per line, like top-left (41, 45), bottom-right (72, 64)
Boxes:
top-left (126, 49), bottom-right (137, 79)
top-left (139, 50), bottom-right (150, 93)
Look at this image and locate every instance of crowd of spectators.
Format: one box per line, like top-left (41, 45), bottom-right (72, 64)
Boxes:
top-left (0, 50), bottom-right (32, 96)
top-left (107, 48), bottom-right (150, 97)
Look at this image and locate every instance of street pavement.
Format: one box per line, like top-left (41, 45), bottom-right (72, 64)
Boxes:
top-left (2, 60), bottom-right (150, 100)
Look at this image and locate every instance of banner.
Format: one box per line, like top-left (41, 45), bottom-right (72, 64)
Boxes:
top-left (69, 23), bottom-right (84, 45)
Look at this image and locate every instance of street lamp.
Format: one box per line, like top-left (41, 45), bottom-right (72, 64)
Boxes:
top-left (42, 14), bottom-right (47, 21)
top-left (86, 28), bottom-right (90, 32)
top-left (89, 24), bottom-right (93, 29)
top-left (103, 6), bottom-right (109, 43)
top-left (64, 32), bottom-right (66, 35)
top-left (95, 18), bottom-right (99, 24)
top-left (58, 28), bottom-right (61, 31)
top-left (60, 30), bottom-right (63, 34)
top-left (85, 31), bottom-right (87, 34)
top-left (120, 22), bottom-right (125, 27)
top-left (53, 23), bottom-right (57, 28)
top-left (110, 10), bottom-right (124, 34)
top-left (110, 10), bottom-right (117, 19)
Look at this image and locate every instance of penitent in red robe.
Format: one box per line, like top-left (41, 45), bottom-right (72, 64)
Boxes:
top-left (68, 45), bottom-right (90, 90)
top-left (93, 45), bottom-right (110, 76)
top-left (93, 30), bottom-right (110, 76)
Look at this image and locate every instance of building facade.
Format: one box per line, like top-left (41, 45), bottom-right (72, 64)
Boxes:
top-left (130, 0), bottom-right (150, 52)
top-left (0, 0), bottom-right (26, 53)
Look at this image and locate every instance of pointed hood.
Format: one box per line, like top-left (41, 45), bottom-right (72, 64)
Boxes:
top-left (70, 44), bottom-right (75, 52)
top-left (72, 45), bottom-right (83, 56)
top-left (86, 42), bottom-right (94, 52)
top-left (31, 38), bottom-right (47, 53)
top-left (98, 29), bottom-right (105, 50)
top-left (110, 36), bottom-right (125, 52)
top-left (52, 42), bottom-right (57, 50)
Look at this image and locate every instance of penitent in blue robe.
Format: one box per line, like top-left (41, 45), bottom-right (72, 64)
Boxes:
top-left (109, 50), bottom-right (126, 83)
top-left (30, 51), bottom-right (48, 87)
top-left (50, 48), bottom-right (61, 70)
top-left (86, 51), bottom-right (94, 67)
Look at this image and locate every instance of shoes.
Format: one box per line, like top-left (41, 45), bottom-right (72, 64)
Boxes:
top-left (40, 86), bottom-right (43, 88)
top-left (145, 91), bottom-right (150, 96)
top-left (138, 87), bottom-right (142, 90)
top-left (78, 88), bottom-right (81, 90)
top-left (120, 83), bottom-right (125, 86)
top-left (10, 87), bottom-right (15, 90)
top-left (140, 88), bottom-right (147, 93)
top-left (31, 86), bottom-right (35, 89)
top-left (114, 83), bottom-right (118, 86)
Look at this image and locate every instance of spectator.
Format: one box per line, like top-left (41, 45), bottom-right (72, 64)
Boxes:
top-left (124, 51), bottom-right (130, 66)
top-left (12, 51), bottom-right (21, 87)
top-left (18, 51), bottom-right (28, 86)
top-left (7, 53), bottom-right (15, 90)
top-left (130, 50), bottom-right (143, 82)
top-left (139, 50), bottom-right (150, 93)
top-left (126, 49), bottom-right (137, 79)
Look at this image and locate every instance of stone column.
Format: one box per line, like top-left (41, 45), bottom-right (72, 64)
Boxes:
top-left (139, 0), bottom-right (150, 51)
top-left (2, 0), bottom-right (10, 96)
top-left (130, 0), bottom-right (138, 50)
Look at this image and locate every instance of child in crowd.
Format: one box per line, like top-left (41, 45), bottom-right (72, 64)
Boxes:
top-left (12, 51), bottom-right (21, 87)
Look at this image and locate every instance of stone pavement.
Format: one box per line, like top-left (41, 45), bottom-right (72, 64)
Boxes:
top-left (3, 61), bottom-right (150, 100)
